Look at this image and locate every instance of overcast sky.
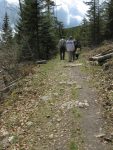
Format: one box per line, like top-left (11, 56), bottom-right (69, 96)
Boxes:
top-left (54, 0), bottom-right (88, 27)
top-left (7, 0), bottom-right (17, 4)
top-left (7, 0), bottom-right (88, 27)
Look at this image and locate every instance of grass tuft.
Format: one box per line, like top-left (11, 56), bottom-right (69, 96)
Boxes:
top-left (70, 141), bottom-right (78, 150)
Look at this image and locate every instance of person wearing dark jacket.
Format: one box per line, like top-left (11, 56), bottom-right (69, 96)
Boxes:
top-left (75, 40), bottom-right (81, 59)
top-left (72, 39), bottom-right (77, 61)
top-left (58, 37), bottom-right (66, 60)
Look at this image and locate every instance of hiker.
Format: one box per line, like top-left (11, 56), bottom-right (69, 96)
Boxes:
top-left (66, 36), bottom-right (75, 62)
top-left (75, 40), bottom-right (81, 59)
top-left (58, 37), bottom-right (66, 60)
top-left (72, 39), bottom-right (77, 61)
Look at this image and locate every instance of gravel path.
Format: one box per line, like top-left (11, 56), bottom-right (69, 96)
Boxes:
top-left (69, 61), bottom-right (112, 150)
top-left (0, 58), bottom-right (112, 150)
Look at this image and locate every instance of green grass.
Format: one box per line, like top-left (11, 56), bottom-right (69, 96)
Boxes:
top-left (70, 141), bottom-right (78, 150)
top-left (71, 86), bottom-right (79, 100)
top-left (72, 108), bottom-right (81, 118)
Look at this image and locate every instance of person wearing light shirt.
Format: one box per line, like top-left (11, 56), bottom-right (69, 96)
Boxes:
top-left (66, 36), bottom-right (75, 62)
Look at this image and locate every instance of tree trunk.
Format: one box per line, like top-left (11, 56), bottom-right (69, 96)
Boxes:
top-left (89, 52), bottom-right (113, 62)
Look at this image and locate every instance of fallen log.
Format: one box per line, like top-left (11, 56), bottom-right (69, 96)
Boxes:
top-left (100, 49), bottom-right (113, 56)
top-left (36, 60), bottom-right (47, 64)
top-left (89, 52), bottom-right (113, 62)
top-left (1, 66), bottom-right (16, 79)
top-left (0, 77), bottom-right (22, 93)
top-left (90, 49), bottom-right (113, 59)
top-left (0, 82), bottom-right (16, 93)
top-left (0, 82), bottom-right (16, 100)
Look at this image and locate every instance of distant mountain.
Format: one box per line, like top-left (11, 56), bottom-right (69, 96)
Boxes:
top-left (0, 0), bottom-right (82, 30)
top-left (0, 0), bottom-right (19, 30)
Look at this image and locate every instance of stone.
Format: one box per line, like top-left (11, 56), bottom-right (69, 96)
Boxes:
top-left (49, 134), bottom-right (54, 139)
top-left (50, 103), bottom-right (54, 106)
top-left (76, 85), bottom-right (82, 89)
top-left (84, 102), bottom-right (89, 107)
top-left (53, 130), bottom-right (57, 133)
top-left (8, 136), bottom-right (15, 143)
top-left (53, 93), bottom-right (59, 96)
top-left (78, 102), bottom-right (84, 108)
top-left (57, 118), bottom-right (61, 122)
top-left (75, 101), bottom-right (89, 108)
top-left (59, 81), bottom-right (66, 85)
top-left (64, 63), bottom-right (83, 67)
top-left (95, 133), bottom-right (105, 138)
top-left (26, 121), bottom-right (33, 126)
top-left (95, 100), bottom-right (97, 102)
top-left (67, 81), bottom-right (76, 85)
top-left (41, 96), bottom-right (50, 101)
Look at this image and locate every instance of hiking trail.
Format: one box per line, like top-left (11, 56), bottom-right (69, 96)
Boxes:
top-left (0, 55), bottom-right (112, 150)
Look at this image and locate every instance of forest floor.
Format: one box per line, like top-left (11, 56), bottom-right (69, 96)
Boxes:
top-left (0, 51), bottom-right (113, 150)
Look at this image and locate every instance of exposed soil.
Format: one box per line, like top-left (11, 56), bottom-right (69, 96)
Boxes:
top-left (70, 61), bottom-right (112, 150)
top-left (0, 54), bottom-right (112, 150)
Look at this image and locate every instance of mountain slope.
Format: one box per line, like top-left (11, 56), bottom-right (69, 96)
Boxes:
top-left (0, 0), bottom-right (19, 29)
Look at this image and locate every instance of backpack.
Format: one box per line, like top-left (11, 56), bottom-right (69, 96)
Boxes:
top-left (60, 39), bottom-right (66, 49)
top-left (74, 40), bottom-right (77, 49)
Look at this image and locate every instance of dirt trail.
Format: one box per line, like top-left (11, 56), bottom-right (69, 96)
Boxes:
top-left (70, 62), bottom-right (112, 150)
top-left (0, 57), bottom-right (112, 150)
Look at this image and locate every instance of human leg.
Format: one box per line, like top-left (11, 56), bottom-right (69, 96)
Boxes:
top-left (62, 50), bottom-right (65, 60)
top-left (68, 51), bottom-right (73, 62)
top-left (70, 51), bottom-right (73, 61)
top-left (72, 50), bottom-right (76, 61)
top-left (68, 51), bottom-right (71, 62)
top-left (76, 53), bottom-right (79, 59)
top-left (60, 49), bottom-right (63, 60)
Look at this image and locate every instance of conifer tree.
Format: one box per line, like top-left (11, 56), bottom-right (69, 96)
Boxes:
top-left (99, 1), bottom-right (108, 40)
top-left (18, 0), bottom-right (41, 59)
top-left (106, 0), bottom-right (113, 39)
top-left (2, 12), bottom-right (12, 44)
top-left (85, 0), bottom-right (101, 45)
top-left (80, 18), bottom-right (89, 46)
top-left (16, 0), bottom-right (59, 60)
top-left (40, 0), bottom-right (58, 59)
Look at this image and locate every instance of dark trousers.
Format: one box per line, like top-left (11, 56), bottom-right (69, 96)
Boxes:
top-left (76, 53), bottom-right (79, 59)
top-left (60, 48), bottom-right (65, 60)
top-left (72, 50), bottom-right (76, 61)
top-left (73, 47), bottom-right (78, 61)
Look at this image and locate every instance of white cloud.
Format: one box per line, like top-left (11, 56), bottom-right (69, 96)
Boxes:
top-left (54, 0), bottom-right (88, 27)
top-left (6, 0), bottom-right (88, 27)
top-left (76, 1), bottom-right (88, 15)
top-left (7, 0), bottom-right (18, 4)
top-left (70, 15), bottom-right (83, 21)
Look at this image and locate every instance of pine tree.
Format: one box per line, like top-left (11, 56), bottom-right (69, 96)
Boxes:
top-left (16, 0), bottom-right (59, 60)
top-left (80, 18), bottom-right (89, 46)
top-left (106, 0), bottom-right (113, 39)
top-left (85, 0), bottom-right (101, 45)
top-left (40, 0), bottom-right (58, 59)
top-left (16, 0), bottom-right (43, 60)
top-left (2, 12), bottom-right (12, 44)
top-left (99, 1), bottom-right (108, 40)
